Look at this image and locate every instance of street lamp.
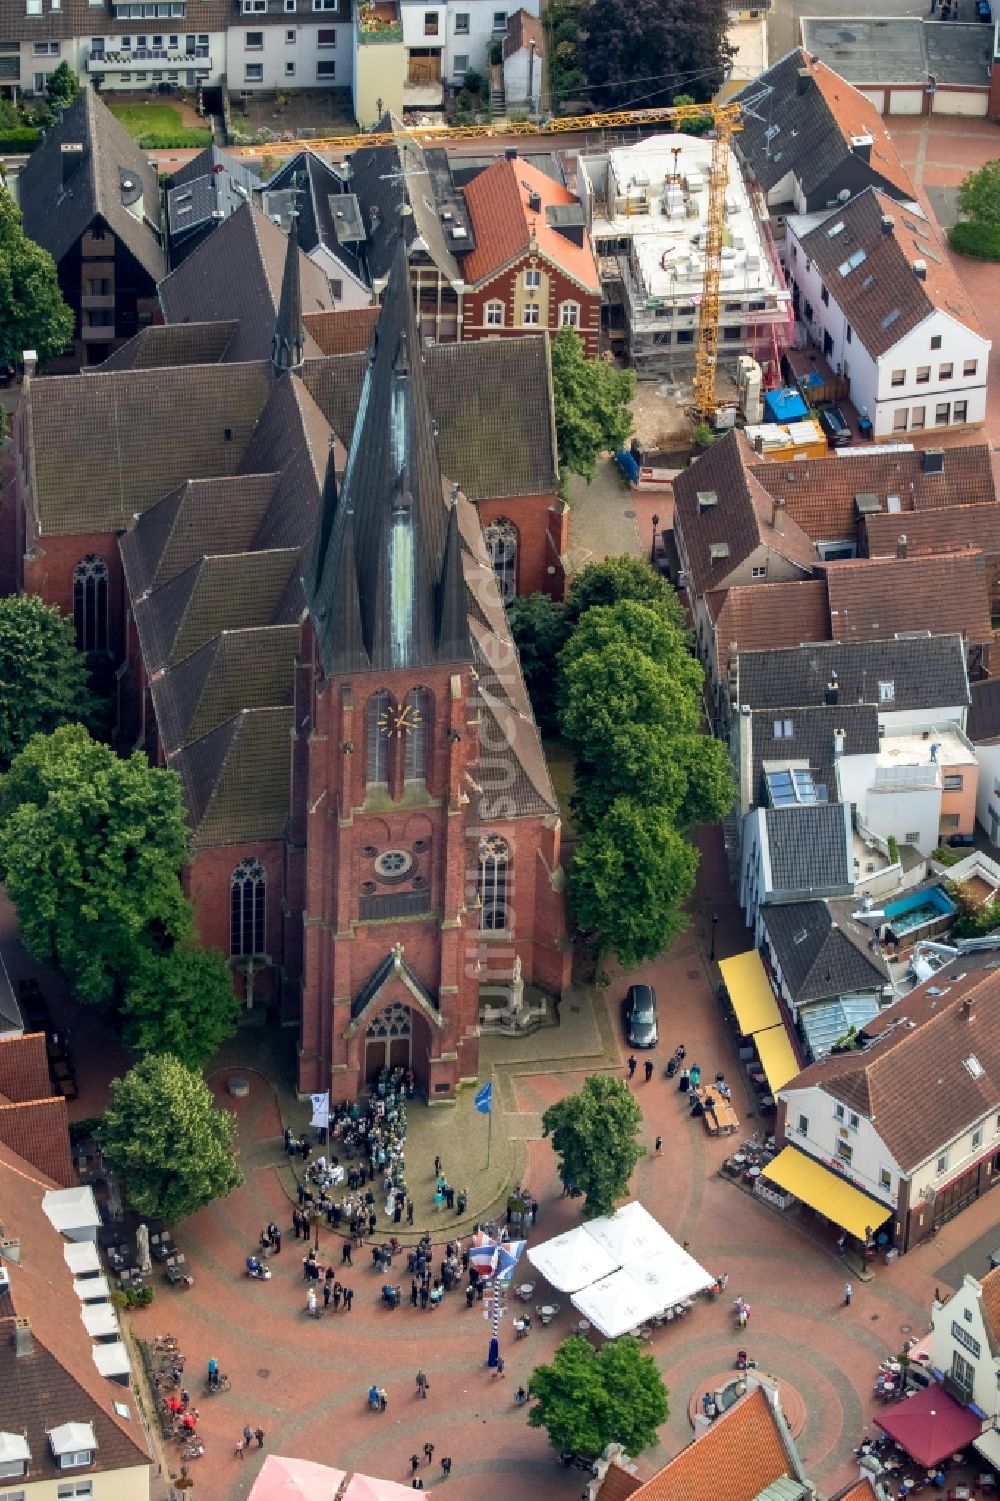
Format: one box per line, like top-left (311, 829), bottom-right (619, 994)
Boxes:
top-left (710, 913), bottom-right (719, 961)
top-left (650, 513), bottom-right (660, 568)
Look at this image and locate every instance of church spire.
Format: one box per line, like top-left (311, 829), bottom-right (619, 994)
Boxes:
top-left (436, 490), bottom-right (469, 661)
top-left (305, 443), bottom-right (369, 675)
top-left (272, 213), bottom-right (305, 374)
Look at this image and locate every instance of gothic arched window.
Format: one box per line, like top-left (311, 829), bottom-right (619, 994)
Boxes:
top-left (403, 687), bottom-right (429, 782)
top-left (484, 518), bottom-right (518, 603)
top-left (230, 857), bottom-right (266, 957)
top-left (478, 833), bottom-right (510, 931)
top-left (366, 689), bottom-right (392, 786)
top-left (73, 554), bottom-right (109, 653)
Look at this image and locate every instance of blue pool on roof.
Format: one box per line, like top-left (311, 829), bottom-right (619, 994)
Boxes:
top-left (883, 885), bottom-right (956, 936)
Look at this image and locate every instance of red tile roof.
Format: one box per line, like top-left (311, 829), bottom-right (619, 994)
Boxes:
top-left (707, 579), bottom-right (831, 676)
top-left (832, 1481), bottom-right (880, 1501)
top-left (0, 1032), bottom-right (52, 1103)
top-left (806, 57), bottom-right (917, 201)
top-left (596, 1463), bottom-right (643, 1501)
top-left (865, 504), bottom-right (1000, 562)
top-left (750, 444), bottom-right (996, 545)
top-left (623, 1385), bottom-right (802, 1501)
top-left (303, 306), bottom-right (378, 356)
top-left (979, 1265), bottom-right (1000, 1348)
top-left (823, 550), bottom-right (993, 645)
top-left (0, 1097), bottom-right (75, 1187)
top-left (461, 157), bottom-right (600, 291)
top-left (503, 6), bottom-right (542, 58)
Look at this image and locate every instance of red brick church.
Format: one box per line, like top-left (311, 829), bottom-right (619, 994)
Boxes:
top-left (11, 212), bottom-right (570, 1100)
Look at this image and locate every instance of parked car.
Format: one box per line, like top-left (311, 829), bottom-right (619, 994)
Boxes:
top-left (817, 404), bottom-right (852, 447)
top-left (624, 984), bottom-right (658, 1049)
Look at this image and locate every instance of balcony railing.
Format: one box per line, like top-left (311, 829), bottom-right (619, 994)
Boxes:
top-left (86, 46), bottom-right (211, 68)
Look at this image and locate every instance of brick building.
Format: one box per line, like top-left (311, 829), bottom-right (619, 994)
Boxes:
top-left (12, 229), bottom-right (570, 1100)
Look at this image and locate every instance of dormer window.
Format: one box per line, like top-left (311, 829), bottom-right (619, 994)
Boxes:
top-left (0, 1431), bottom-right (30, 1480)
top-left (48, 1423), bottom-right (96, 1471)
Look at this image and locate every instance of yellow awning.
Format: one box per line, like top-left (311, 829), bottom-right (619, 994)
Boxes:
top-left (763, 1146), bottom-right (893, 1241)
top-left (718, 951), bottom-right (781, 1036)
top-left (753, 1024), bottom-right (800, 1093)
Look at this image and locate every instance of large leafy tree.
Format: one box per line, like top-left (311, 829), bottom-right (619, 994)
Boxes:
top-left (551, 327), bottom-right (634, 483)
top-left (506, 592), bottom-right (570, 737)
top-left (542, 1073), bottom-right (644, 1216)
top-left (958, 160), bottom-right (1000, 228)
top-left (570, 797), bottom-right (699, 966)
top-left (120, 943), bottom-right (239, 1070)
top-left (45, 61), bottom-right (81, 111)
top-left (529, 1335), bottom-right (669, 1457)
top-left (0, 595), bottom-right (94, 769)
top-left (0, 725), bottom-right (191, 1003)
top-left (0, 189), bottom-right (75, 366)
top-left (579, 0), bottom-right (733, 108)
top-left (101, 1054), bottom-right (242, 1222)
top-left (564, 556), bottom-right (686, 630)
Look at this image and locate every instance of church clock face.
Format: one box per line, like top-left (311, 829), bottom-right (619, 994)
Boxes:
top-left (378, 701), bottom-right (423, 738)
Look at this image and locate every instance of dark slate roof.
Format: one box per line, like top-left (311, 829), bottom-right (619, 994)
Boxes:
top-left (17, 88), bottom-right (164, 283)
top-left (301, 333), bottom-right (558, 502)
top-left (763, 802), bottom-right (853, 895)
top-left (733, 634), bottom-right (969, 714)
top-left (799, 188), bottom-right (984, 359)
top-left (748, 702), bottom-right (879, 808)
top-left (348, 122), bottom-right (469, 282)
top-left (734, 47), bottom-right (915, 201)
top-left (159, 201), bottom-right (333, 364)
top-left (763, 899), bottom-right (890, 1005)
top-left (307, 243), bottom-right (470, 674)
top-left (351, 948), bottom-right (438, 1020)
top-left (96, 321), bottom-right (239, 370)
top-left (174, 707), bottom-right (294, 848)
top-left (153, 624), bottom-right (298, 754)
top-left (134, 548), bottom-right (301, 671)
top-left (24, 362), bottom-right (272, 535)
top-left (969, 680), bottom-right (1000, 744)
top-left (166, 146), bottom-right (261, 244)
top-left (120, 473), bottom-right (281, 597)
top-left (262, 152), bottom-right (368, 289)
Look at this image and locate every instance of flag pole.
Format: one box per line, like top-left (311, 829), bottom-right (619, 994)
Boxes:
top-left (486, 1067), bottom-right (495, 1170)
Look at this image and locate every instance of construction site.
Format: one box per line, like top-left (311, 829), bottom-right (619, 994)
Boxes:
top-left (577, 133), bottom-right (793, 381)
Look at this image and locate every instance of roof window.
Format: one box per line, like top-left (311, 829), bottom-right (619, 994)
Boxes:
top-left (827, 220), bottom-right (845, 238)
top-left (964, 1054), bottom-right (984, 1079)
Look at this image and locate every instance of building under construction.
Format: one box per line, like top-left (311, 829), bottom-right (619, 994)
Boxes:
top-left (577, 133), bottom-right (793, 379)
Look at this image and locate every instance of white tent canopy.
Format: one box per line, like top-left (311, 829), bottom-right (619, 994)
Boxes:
top-left (528, 1203), bottom-right (715, 1338)
top-left (525, 1227), bottom-right (619, 1295)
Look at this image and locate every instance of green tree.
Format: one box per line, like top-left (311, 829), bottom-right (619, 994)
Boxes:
top-left (578, 0), bottom-right (733, 108)
top-left (528, 1335), bottom-right (669, 1457)
top-left (101, 1053), bottom-right (242, 1222)
top-left (569, 797), bottom-right (698, 965)
top-left (0, 189), bottom-right (75, 366)
top-left (0, 595), bottom-right (93, 769)
top-left (0, 725), bottom-right (191, 1003)
top-left (551, 327), bottom-right (635, 483)
top-left (541, 1073), bottom-right (644, 1216)
top-left (564, 556), bottom-right (685, 630)
top-left (120, 942), bottom-right (239, 1070)
top-left (45, 61), bottom-right (81, 111)
top-left (506, 592), bottom-right (570, 736)
top-left (958, 159), bottom-right (1000, 228)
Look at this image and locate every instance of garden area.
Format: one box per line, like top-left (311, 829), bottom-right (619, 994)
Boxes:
top-left (104, 98), bottom-right (212, 149)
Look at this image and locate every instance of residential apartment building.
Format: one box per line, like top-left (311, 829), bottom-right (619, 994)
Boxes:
top-left (786, 188), bottom-right (991, 438)
top-left (929, 1270), bottom-right (1000, 1420)
top-left (775, 959), bottom-right (1000, 1250)
top-left (15, 89), bottom-right (163, 367)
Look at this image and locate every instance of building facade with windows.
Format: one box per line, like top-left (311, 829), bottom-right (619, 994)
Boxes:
top-left (929, 1270), bottom-right (1000, 1419)
top-left (785, 188), bottom-right (991, 438)
top-left (12, 229), bottom-right (569, 1100)
top-left (777, 962), bottom-right (1000, 1251)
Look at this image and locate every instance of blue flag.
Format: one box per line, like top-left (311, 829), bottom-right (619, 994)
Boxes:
top-left (474, 1081), bottom-right (493, 1115)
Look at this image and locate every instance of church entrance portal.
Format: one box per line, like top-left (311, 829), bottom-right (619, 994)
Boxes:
top-left (364, 1001), bottom-right (413, 1084)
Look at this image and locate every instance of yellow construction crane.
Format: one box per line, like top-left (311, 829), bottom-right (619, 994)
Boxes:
top-left (240, 99), bottom-right (742, 420)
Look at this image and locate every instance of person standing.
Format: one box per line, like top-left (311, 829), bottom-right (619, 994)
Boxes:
top-left (655, 1136), bottom-right (662, 1153)
top-left (844, 1282), bottom-right (853, 1306)
top-left (254, 1428), bottom-right (265, 1449)
top-left (410, 1455), bottom-right (420, 1476)
top-left (416, 1370), bottom-right (429, 1398)
top-left (344, 1287), bottom-right (354, 1311)
top-left (644, 1059), bottom-right (654, 1082)
top-left (423, 1442), bottom-right (435, 1465)
top-left (441, 1457), bottom-right (452, 1478)
top-left (234, 1437), bottom-right (245, 1460)
top-left (627, 1055), bottom-right (637, 1080)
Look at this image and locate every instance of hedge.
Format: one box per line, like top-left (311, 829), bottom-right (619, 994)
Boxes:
top-left (947, 220), bottom-right (1000, 261)
top-left (136, 129), bottom-right (213, 149)
top-left (0, 128), bottom-right (43, 151)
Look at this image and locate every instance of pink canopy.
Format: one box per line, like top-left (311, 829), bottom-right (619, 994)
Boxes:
top-left (341, 1475), bottom-right (425, 1501)
top-left (247, 1455), bottom-right (347, 1501)
top-left (874, 1385), bottom-right (982, 1467)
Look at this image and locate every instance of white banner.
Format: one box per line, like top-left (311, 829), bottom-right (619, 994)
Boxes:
top-left (309, 1092), bottom-right (330, 1128)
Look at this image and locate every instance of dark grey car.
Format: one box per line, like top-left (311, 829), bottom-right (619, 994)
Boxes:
top-left (625, 984), bottom-right (658, 1049)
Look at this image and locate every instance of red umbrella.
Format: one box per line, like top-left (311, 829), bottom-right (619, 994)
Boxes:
top-left (874, 1385), bottom-right (982, 1467)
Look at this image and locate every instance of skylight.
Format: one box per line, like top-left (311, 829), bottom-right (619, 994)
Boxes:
top-left (827, 220), bottom-right (846, 238)
top-left (881, 308), bottom-right (901, 329)
top-left (862, 274), bottom-right (874, 289)
top-left (838, 248), bottom-right (866, 277)
top-left (964, 1054), bottom-right (984, 1079)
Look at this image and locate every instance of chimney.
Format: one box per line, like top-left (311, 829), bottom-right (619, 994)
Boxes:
top-left (922, 448), bottom-right (944, 475)
top-left (880, 215), bottom-right (894, 236)
top-left (772, 496), bottom-right (786, 533)
top-left (528, 190), bottom-right (542, 215)
top-left (834, 727), bottom-right (846, 757)
top-left (21, 351), bottom-right (37, 380)
top-left (825, 677), bottom-right (839, 705)
top-left (796, 67), bottom-right (813, 96)
top-left (13, 1318), bottom-right (31, 1357)
top-left (912, 259), bottom-right (927, 281)
top-left (850, 134), bottom-right (873, 165)
top-left (962, 996), bottom-right (975, 1023)
top-left (896, 534), bottom-right (908, 560)
top-left (505, 147), bottom-right (517, 160)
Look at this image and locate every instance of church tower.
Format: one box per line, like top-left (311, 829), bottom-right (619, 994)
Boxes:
top-left (292, 243), bottom-right (490, 1101)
